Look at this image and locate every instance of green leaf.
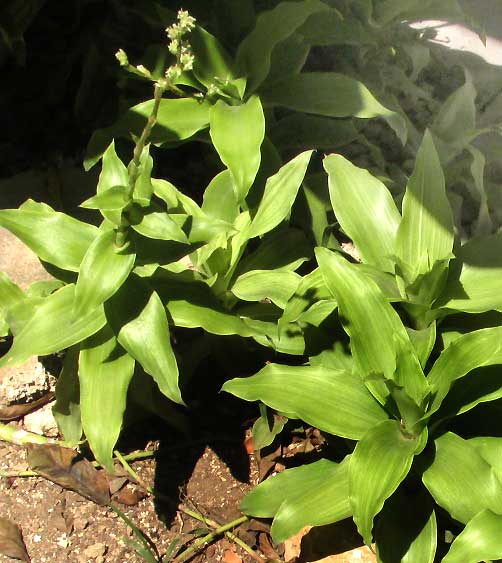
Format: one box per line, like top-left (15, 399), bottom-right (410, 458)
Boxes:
top-left (0, 284), bottom-right (106, 368)
top-left (395, 131), bottom-right (454, 286)
top-left (468, 437), bottom-right (502, 482)
top-left (231, 270), bottom-right (301, 308)
top-left (52, 346), bottom-right (82, 445)
top-left (105, 276), bottom-right (183, 406)
top-left (191, 25), bottom-right (235, 88)
top-left (241, 457), bottom-right (351, 543)
top-left (375, 486), bottom-right (437, 563)
top-left (130, 205), bottom-right (189, 244)
top-left (422, 432), bottom-right (502, 524)
top-left (202, 170), bottom-right (239, 223)
top-left (0, 272), bottom-right (24, 334)
top-left (280, 268), bottom-right (333, 326)
top-left (261, 73), bottom-right (407, 144)
top-left (209, 96), bottom-right (265, 203)
top-left (74, 229), bottom-right (136, 319)
top-left (236, 0), bottom-right (330, 93)
top-left (316, 248), bottom-right (428, 409)
top-left (442, 509), bottom-right (502, 563)
top-left (154, 276), bottom-right (256, 337)
top-left (249, 151), bottom-right (313, 238)
top-left (223, 364), bottom-right (389, 440)
top-left (426, 326), bottom-right (502, 418)
top-left (0, 201), bottom-right (99, 272)
top-left (349, 420), bottom-right (426, 545)
top-left (406, 323), bottom-right (436, 369)
top-left (85, 99), bottom-right (211, 170)
top-left (438, 233), bottom-right (502, 313)
top-left (323, 154), bottom-right (400, 273)
top-left (79, 325), bottom-right (135, 472)
top-left (96, 141), bottom-right (129, 226)
top-left (133, 144), bottom-right (154, 202)
top-left (251, 406), bottom-right (286, 450)
top-left (80, 186), bottom-right (129, 211)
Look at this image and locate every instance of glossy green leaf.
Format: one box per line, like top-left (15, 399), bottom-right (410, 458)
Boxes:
top-left (96, 141), bottom-right (129, 226)
top-left (426, 327), bottom-right (502, 418)
top-left (261, 32), bottom-right (310, 89)
top-left (202, 170), bottom-right (239, 223)
top-left (130, 205), bottom-right (189, 244)
top-left (133, 144), bottom-right (154, 202)
top-left (395, 131), bottom-right (454, 285)
top-left (0, 272), bottom-right (24, 332)
top-left (0, 201), bottom-right (98, 272)
top-left (74, 229), bottom-right (136, 319)
top-left (223, 364), bottom-right (389, 439)
top-left (438, 233), bottom-right (502, 313)
top-left (79, 325), bottom-right (135, 472)
top-left (0, 284), bottom-right (106, 368)
top-left (231, 270), bottom-right (301, 308)
top-left (154, 276), bottom-right (256, 337)
top-left (323, 154), bottom-right (400, 273)
top-left (469, 437), bottom-right (502, 482)
top-left (406, 322), bottom-right (436, 369)
top-left (442, 509), bottom-right (502, 563)
top-left (316, 248), bottom-right (428, 409)
top-left (209, 96), bottom-right (265, 203)
top-left (375, 487), bottom-right (437, 563)
top-left (191, 25), bottom-right (235, 87)
top-left (242, 457), bottom-right (351, 543)
top-left (236, 0), bottom-right (330, 93)
top-left (248, 319), bottom-right (306, 355)
top-left (52, 346), bottom-right (82, 445)
top-left (422, 432), bottom-right (502, 524)
top-left (80, 186), bottom-right (128, 211)
top-left (349, 420), bottom-right (426, 545)
top-left (105, 276), bottom-right (183, 405)
top-left (280, 268), bottom-right (333, 327)
top-left (85, 99), bottom-right (211, 170)
top-left (252, 406), bottom-right (286, 450)
top-left (249, 151), bottom-right (313, 238)
top-left (261, 73), bottom-right (407, 144)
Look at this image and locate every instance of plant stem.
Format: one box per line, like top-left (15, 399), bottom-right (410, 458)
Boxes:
top-left (0, 421), bottom-right (75, 448)
top-left (181, 508), bottom-right (263, 562)
top-left (172, 515), bottom-right (249, 563)
top-left (114, 450), bottom-right (264, 561)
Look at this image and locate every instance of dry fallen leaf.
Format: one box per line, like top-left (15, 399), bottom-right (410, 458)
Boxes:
top-left (113, 484), bottom-right (148, 506)
top-left (0, 517), bottom-right (31, 562)
top-left (0, 392), bottom-right (54, 421)
top-left (26, 443), bottom-right (110, 505)
top-left (284, 526), bottom-right (311, 561)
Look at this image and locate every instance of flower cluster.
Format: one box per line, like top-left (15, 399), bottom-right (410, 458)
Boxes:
top-left (165, 9), bottom-right (196, 81)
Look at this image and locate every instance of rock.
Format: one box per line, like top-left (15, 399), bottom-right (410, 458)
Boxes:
top-left (73, 517), bottom-right (89, 532)
top-left (0, 357), bottom-right (56, 408)
top-left (23, 401), bottom-right (58, 436)
top-left (83, 542), bottom-right (107, 559)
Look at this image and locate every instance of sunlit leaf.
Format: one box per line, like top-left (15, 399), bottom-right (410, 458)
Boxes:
top-left (0, 517), bottom-right (30, 562)
top-left (223, 364), bottom-right (388, 439)
top-left (231, 270), bottom-right (301, 308)
top-left (395, 130), bottom-right (454, 289)
top-left (0, 201), bottom-right (98, 272)
top-left (0, 284), bottom-right (106, 368)
top-left (74, 229), bottom-right (136, 318)
top-left (249, 151), bottom-right (313, 238)
top-left (79, 325), bottom-right (135, 472)
top-left (422, 432), bottom-right (502, 524)
top-left (105, 275), bottom-right (183, 405)
top-left (209, 96), bottom-right (265, 203)
top-left (323, 154), bottom-right (400, 273)
top-left (349, 420), bottom-right (426, 545)
top-left (241, 457), bottom-right (351, 543)
top-left (442, 509), bottom-right (502, 563)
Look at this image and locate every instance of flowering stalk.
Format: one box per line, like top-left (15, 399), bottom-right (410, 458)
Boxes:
top-left (114, 9), bottom-right (196, 247)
